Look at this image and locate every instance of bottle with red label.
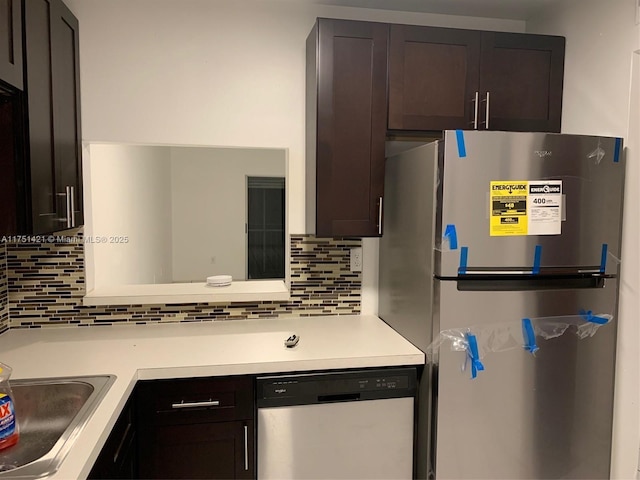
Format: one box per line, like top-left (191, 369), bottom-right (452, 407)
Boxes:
top-left (0, 362), bottom-right (19, 451)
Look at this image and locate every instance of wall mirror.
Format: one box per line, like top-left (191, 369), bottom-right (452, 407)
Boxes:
top-left (82, 142), bottom-right (289, 306)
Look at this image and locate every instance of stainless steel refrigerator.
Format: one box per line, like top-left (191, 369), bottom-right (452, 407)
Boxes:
top-left (379, 130), bottom-right (625, 479)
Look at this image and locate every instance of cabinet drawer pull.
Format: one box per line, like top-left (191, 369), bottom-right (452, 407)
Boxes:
top-left (112, 422), bottom-right (132, 464)
top-left (470, 91), bottom-right (479, 129)
top-left (377, 197), bottom-right (383, 235)
top-left (171, 399), bottom-right (221, 409)
top-left (244, 425), bottom-right (249, 471)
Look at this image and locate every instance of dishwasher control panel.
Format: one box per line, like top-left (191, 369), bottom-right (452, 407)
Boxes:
top-left (257, 368), bottom-right (417, 407)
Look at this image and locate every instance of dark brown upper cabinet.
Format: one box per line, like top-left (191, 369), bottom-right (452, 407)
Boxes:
top-left (388, 25), bottom-right (565, 133)
top-left (306, 18), bottom-right (388, 237)
top-left (22, 0), bottom-right (83, 234)
top-left (0, 0), bottom-right (23, 90)
top-left (388, 25), bottom-right (481, 132)
top-left (478, 31), bottom-right (564, 132)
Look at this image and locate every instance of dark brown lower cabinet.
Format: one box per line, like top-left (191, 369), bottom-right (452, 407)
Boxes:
top-left (136, 376), bottom-right (255, 480)
top-left (88, 395), bottom-right (137, 479)
top-left (89, 377), bottom-right (256, 479)
top-left (138, 420), bottom-right (254, 479)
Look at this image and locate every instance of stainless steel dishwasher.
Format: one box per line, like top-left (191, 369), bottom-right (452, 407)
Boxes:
top-left (257, 368), bottom-right (416, 479)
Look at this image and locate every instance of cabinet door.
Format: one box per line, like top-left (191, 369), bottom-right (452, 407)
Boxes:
top-left (23, 0), bottom-right (58, 233)
top-left (0, 0), bottom-right (23, 90)
top-left (0, 95), bottom-right (22, 235)
top-left (88, 395), bottom-right (137, 480)
top-left (309, 19), bottom-right (388, 237)
top-left (479, 32), bottom-right (565, 133)
top-left (388, 25), bottom-right (481, 131)
top-left (23, 0), bottom-right (82, 234)
top-left (51, 0), bottom-right (82, 228)
top-left (138, 420), bottom-right (254, 479)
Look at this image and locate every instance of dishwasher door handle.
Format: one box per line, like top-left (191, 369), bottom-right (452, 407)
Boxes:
top-left (317, 393), bottom-right (361, 403)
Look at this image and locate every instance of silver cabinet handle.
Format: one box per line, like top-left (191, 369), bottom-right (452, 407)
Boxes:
top-left (70, 186), bottom-right (76, 227)
top-left (481, 92), bottom-right (490, 129)
top-left (65, 186), bottom-right (72, 228)
top-left (377, 197), bottom-right (383, 235)
top-left (112, 421), bottom-right (132, 464)
top-left (55, 191), bottom-right (69, 224)
top-left (470, 91), bottom-right (479, 129)
top-left (244, 425), bottom-right (249, 471)
top-left (171, 399), bottom-right (220, 409)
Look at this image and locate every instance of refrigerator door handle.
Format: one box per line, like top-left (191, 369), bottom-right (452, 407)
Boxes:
top-left (455, 275), bottom-right (606, 291)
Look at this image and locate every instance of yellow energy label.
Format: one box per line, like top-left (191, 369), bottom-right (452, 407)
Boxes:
top-left (490, 180), bottom-right (562, 236)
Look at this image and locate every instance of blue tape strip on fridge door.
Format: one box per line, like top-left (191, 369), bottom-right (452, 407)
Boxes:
top-left (521, 318), bottom-right (539, 355)
top-left (600, 244), bottom-right (608, 273)
top-left (455, 130), bottom-right (467, 158)
top-left (613, 138), bottom-right (622, 163)
top-left (532, 245), bottom-right (543, 275)
top-left (465, 333), bottom-right (484, 379)
top-left (458, 247), bottom-right (469, 275)
top-left (579, 309), bottom-right (609, 325)
top-left (444, 224), bottom-right (458, 250)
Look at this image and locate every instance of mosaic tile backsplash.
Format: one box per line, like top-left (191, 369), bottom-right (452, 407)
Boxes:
top-left (5, 235), bottom-right (361, 329)
top-left (0, 244), bottom-right (8, 334)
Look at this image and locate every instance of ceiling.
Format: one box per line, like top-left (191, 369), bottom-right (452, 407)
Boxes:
top-left (297, 0), bottom-right (562, 21)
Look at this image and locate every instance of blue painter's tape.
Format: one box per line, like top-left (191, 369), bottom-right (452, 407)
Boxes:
top-left (613, 138), bottom-right (622, 163)
top-left (455, 130), bottom-right (467, 158)
top-left (444, 224), bottom-right (458, 250)
top-left (458, 246), bottom-right (469, 275)
top-left (579, 309), bottom-right (609, 325)
top-left (600, 244), bottom-right (608, 273)
top-left (522, 318), bottom-right (539, 355)
top-left (465, 333), bottom-right (485, 379)
top-left (532, 245), bottom-right (542, 275)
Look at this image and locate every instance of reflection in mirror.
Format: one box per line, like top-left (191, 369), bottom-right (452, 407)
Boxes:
top-left (84, 143), bottom-right (287, 290)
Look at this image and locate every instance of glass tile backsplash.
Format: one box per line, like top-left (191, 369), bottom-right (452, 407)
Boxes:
top-left (3, 235), bottom-right (361, 329)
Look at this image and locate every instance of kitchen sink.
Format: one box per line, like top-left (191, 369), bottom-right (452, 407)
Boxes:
top-left (0, 375), bottom-right (115, 478)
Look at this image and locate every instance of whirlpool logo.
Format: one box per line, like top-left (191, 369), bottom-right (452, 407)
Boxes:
top-left (534, 150), bottom-right (552, 158)
top-left (529, 184), bottom-right (561, 194)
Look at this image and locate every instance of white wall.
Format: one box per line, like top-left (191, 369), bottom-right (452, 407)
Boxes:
top-left (64, 0), bottom-right (525, 313)
top-left (86, 144), bottom-right (173, 288)
top-left (170, 147), bottom-right (285, 282)
top-left (65, 0), bottom-right (524, 236)
top-left (527, 2), bottom-right (640, 477)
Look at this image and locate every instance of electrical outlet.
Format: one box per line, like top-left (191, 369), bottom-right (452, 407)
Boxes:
top-left (350, 247), bottom-right (362, 272)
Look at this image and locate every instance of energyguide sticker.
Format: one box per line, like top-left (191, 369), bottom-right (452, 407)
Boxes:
top-left (490, 180), bottom-right (563, 236)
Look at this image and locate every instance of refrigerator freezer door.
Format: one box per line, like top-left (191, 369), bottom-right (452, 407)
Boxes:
top-left (432, 278), bottom-right (618, 479)
top-left (435, 131), bottom-right (625, 277)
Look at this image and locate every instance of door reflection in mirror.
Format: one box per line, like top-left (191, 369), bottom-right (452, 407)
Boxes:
top-left (247, 177), bottom-right (285, 279)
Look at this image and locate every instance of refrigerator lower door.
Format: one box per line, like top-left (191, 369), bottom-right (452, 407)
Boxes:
top-left (433, 278), bottom-right (618, 479)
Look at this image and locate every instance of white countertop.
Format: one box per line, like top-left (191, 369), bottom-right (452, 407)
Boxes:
top-left (0, 315), bottom-right (424, 479)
